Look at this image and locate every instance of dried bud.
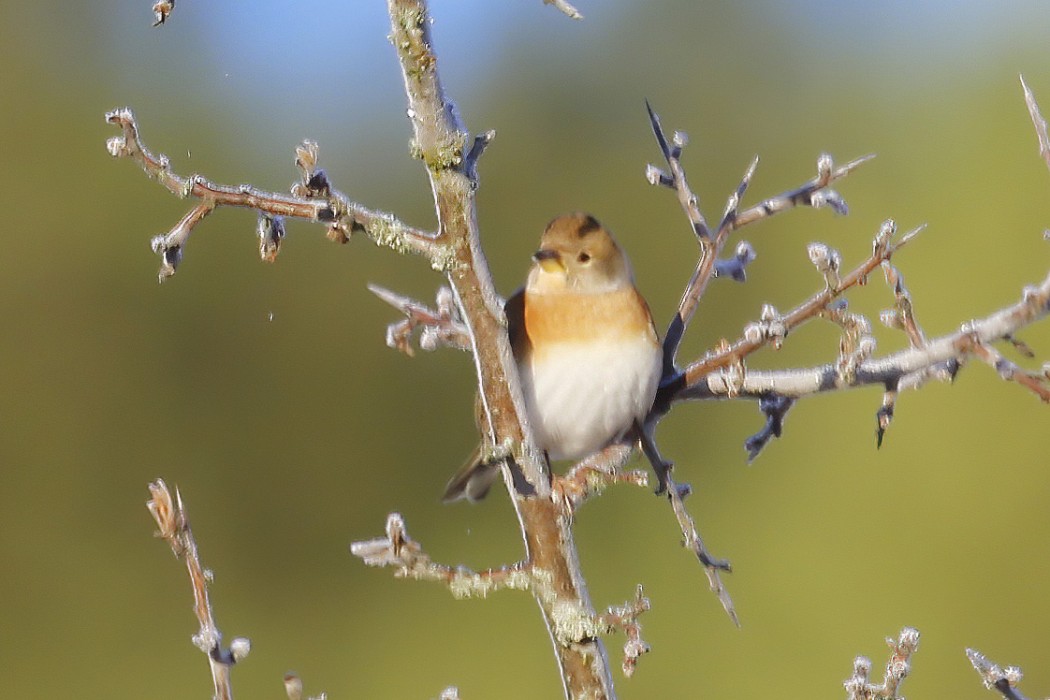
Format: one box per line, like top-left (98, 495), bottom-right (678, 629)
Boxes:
top-left (230, 637), bottom-right (251, 663)
top-left (105, 136), bottom-right (127, 158)
top-left (743, 323), bottom-right (764, 344)
top-left (760, 304), bottom-right (778, 323)
top-left (152, 0), bottom-right (174, 26)
top-left (295, 140), bottom-right (319, 173)
top-left (305, 169), bottom-right (331, 198)
top-left (419, 326), bottom-right (439, 351)
top-left (856, 336), bottom-right (877, 360)
top-left (258, 214), bottom-right (286, 263)
top-left (151, 235), bottom-right (182, 282)
top-left (284, 673), bottom-right (304, 700)
top-left (326, 224), bottom-right (351, 244)
top-left (810, 188), bottom-right (848, 215)
top-left (880, 309), bottom-right (903, 329)
top-left (645, 164), bottom-right (672, 187)
top-left (735, 241), bottom-right (757, 265)
top-left (808, 242), bottom-right (830, 269)
top-left (873, 219), bottom-right (897, 256)
top-left (816, 152), bottom-right (833, 180)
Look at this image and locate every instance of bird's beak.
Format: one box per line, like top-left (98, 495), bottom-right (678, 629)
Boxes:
top-left (532, 248), bottom-right (565, 274)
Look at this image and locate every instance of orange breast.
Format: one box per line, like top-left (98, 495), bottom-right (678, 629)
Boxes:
top-left (524, 287), bottom-right (657, 354)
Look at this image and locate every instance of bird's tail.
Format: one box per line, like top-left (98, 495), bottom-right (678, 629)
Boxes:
top-left (442, 445), bottom-right (501, 503)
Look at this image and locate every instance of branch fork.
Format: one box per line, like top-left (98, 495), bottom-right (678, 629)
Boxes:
top-left (843, 627), bottom-right (920, 700)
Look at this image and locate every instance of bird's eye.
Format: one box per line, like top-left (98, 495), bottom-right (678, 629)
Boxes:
top-left (577, 252), bottom-right (591, 264)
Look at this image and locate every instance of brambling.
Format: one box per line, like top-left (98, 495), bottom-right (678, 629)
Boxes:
top-left (443, 212), bottom-right (663, 502)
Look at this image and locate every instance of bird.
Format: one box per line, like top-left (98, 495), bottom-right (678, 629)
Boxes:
top-left (443, 212), bottom-right (663, 502)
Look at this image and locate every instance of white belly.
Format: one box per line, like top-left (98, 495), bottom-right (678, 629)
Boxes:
top-left (520, 336), bottom-right (661, 461)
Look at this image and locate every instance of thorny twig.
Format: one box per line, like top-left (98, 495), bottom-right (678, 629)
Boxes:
top-left (648, 99), bottom-right (872, 376)
top-left (843, 627), bottom-right (920, 700)
top-left (146, 480), bottom-right (250, 700)
top-left (967, 648), bottom-right (1034, 700)
top-left (635, 428), bottom-right (737, 623)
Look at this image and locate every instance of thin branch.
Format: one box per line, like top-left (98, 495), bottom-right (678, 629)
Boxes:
top-left (959, 332), bottom-right (1050, 402)
top-left (543, 0), bottom-right (583, 20)
top-left (680, 267), bottom-right (1050, 402)
top-left (596, 585), bottom-right (651, 678)
top-left (843, 627), bottom-right (920, 700)
top-left (351, 513), bottom-right (532, 598)
top-left (146, 480), bottom-right (250, 700)
top-left (636, 428), bottom-right (737, 624)
top-left (1021, 75), bottom-right (1050, 172)
top-left (743, 394), bottom-right (795, 462)
top-left (880, 262), bottom-right (926, 347)
top-left (669, 220), bottom-right (922, 400)
top-left (368, 284), bottom-right (471, 355)
top-left (151, 202), bottom-right (215, 282)
top-left (553, 442), bottom-right (647, 512)
top-left (967, 648), bottom-right (1032, 700)
top-left (352, 512), bottom-right (650, 677)
top-left (105, 108), bottom-right (447, 278)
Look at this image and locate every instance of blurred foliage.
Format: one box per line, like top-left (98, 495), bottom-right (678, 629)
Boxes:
top-left (1, 1), bottom-right (1048, 698)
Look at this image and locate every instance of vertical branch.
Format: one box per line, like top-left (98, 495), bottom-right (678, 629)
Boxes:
top-left (387, 2), bottom-right (616, 696)
top-left (1021, 75), bottom-right (1050, 172)
top-left (147, 480), bottom-right (250, 700)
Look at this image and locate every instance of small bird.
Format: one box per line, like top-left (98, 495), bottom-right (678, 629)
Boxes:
top-left (443, 213), bottom-right (663, 502)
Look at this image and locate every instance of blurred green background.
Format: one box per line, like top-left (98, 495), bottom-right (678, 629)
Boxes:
top-left (2, 1), bottom-right (1049, 697)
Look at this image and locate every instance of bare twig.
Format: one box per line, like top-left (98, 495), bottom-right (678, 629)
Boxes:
top-left (679, 266), bottom-right (1050, 405)
top-left (958, 332), bottom-right (1050, 402)
top-left (368, 284), bottom-right (471, 355)
top-left (1021, 75), bottom-right (1050, 172)
top-left (967, 648), bottom-right (1032, 700)
top-left (544, 0), bottom-right (583, 20)
top-left (673, 219), bottom-right (923, 395)
top-left (351, 513), bottom-right (532, 598)
top-left (106, 108), bottom-right (447, 279)
top-left (553, 442), bottom-right (647, 511)
top-left (146, 480), bottom-right (250, 700)
top-left (881, 262), bottom-right (926, 347)
top-left (352, 512), bottom-right (651, 680)
top-left (635, 428), bottom-right (736, 623)
top-left (743, 394), bottom-right (795, 462)
top-left (843, 627), bottom-right (920, 700)
top-left (596, 585), bottom-right (651, 678)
